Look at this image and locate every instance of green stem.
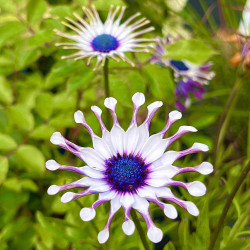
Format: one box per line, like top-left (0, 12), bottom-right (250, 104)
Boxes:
top-left (226, 205), bottom-right (250, 243)
top-left (213, 79), bottom-right (242, 167)
top-left (103, 59), bottom-right (111, 129)
top-left (208, 163), bottom-right (250, 250)
top-left (130, 210), bottom-right (150, 250)
top-left (103, 59), bottom-right (110, 98)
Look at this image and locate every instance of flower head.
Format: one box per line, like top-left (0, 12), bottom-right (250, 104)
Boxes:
top-left (151, 36), bottom-right (215, 85)
top-left (55, 5), bottom-right (155, 69)
top-left (47, 93), bottom-right (213, 244)
top-left (240, 35), bottom-right (250, 71)
top-left (175, 79), bottom-right (205, 111)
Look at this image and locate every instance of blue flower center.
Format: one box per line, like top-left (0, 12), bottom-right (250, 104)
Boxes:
top-left (92, 34), bottom-right (119, 53)
top-left (105, 154), bottom-right (149, 192)
top-left (170, 60), bottom-right (189, 71)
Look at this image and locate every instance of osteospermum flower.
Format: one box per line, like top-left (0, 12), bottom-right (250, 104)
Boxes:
top-left (151, 36), bottom-right (215, 84)
top-left (46, 93), bottom-right (213, 244)
top-left (54, 5), bottom-right (155, 69)
top-left (240, 35), bottom-right (250, 71)
top-left (175, 79), bottom-right (205, 111)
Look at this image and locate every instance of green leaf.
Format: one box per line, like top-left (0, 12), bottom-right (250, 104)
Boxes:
top-left (30, 124), bottom-right (55, 140)
top-left (0, 0), bottom-right (16, 13)
top-left (50, 5), bottom-right (74, 19)
top-left (3, 177), bottom-right (38, 192)
top-left (188, 112), bottom-right (217, 129)
top-left (7, 105), bottom-right (34, 131)
top-left (0, 187), bottom-right (29, 212)
top-left (0, 21), bottom-right (26, 47)
top-left (35, 93), bottom-right (53, 119)
top-left (165, 39), bottom-right (215, 64)
top-left (110, 75), bottom-right (131, 107)
top-left (27, 0), bottom-right (47, 26)
top-left (0, 109), bottom-right (8, 131)
top-left (0, 133), bottom-right (17, 151)
top-left (144, 64), bottom-right (174, 101)
top-left (0, 156), bottom-right (9, 184)
top-left (182, 133), bottom-right (213, 150)
top-left (9, 224), bottom-right (36, 250)
top-left (196, 199), bottom-right (210, 249)
top-left (178, 215), bottom-right (190, 248)
top-left (248, 112), bottom-right (250, 159)
top-left (15, 42), bottom-right (42, 70)
top-left (68, 68), bottom-right (95, 93)
top-left (20, 179), bottom-right (39, 192)
top-left (14, 145), bottom-right (45, 174)
top-left (93, 0), bottom-right (124, 9)
top-left (27, 30), bottom-right (55, 48)
top-left (163, 241), bottom-right (176, 250)
top-left (0, 76), bottom-right (13, 104)
top-left (0, 217), bottom-right (31, 241)
top-left (127, 72), bottom-right (146, 93)
top-left (45, 60), bottom-right (83, 88)
top-left (3, 177), bottom-right (22, 192)
top-left (53, 92), bottom-right (77, 111)
top-left (49, 113), bottom-right (74, 128)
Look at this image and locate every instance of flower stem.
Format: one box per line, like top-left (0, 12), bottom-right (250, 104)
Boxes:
top-left (208, 163), bottom-right (250, 250)
top-left (213, 79), bottom-right (242, 167)
top-left (103, 59), bottom-right (111, 128)
top-left (103, 59), bottom-right (110, 98)
top-left (131, 209), bottom-right (150, 250)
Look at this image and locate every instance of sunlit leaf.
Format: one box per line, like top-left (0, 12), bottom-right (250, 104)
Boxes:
top-left (0, 133), bottom-right (17, 151)
top-left (0, 157), bottom-right (8, 184)
top-left (0, 21), bottom-right (26, 47)
top-left (164, 39), bottom-right (215, 64)
top-left (14, 145), bottom-right (45, 174)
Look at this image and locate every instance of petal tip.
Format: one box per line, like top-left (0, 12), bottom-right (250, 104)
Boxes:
top-left (164, 204), bottom-right (178, 219)
top-left (198, 162), bottom-right (213, 175)
top-left (104, 97), bottom-right (117, 110)
top-left (47, 185), bottom-right (60, 195)
top-left (61, 192), bottom-right (75, 203)
top-left (187, 181), bottom-right (206, 196)
top-left (98, 229), bottom-right (109, 244)
top-left (50, 132), bottom-right (64, 145)
top-left (74, 110), bottom-right (84, 124)
top-left (80, 207), bottom-right (96, 221)
top-left (46, 160), bottom-right (60, 171)
top-left (147, 227), bottom-right (163, 243)
top-left (185, 201), bottom-right (199, 216)
top-left (122, 220), bottom-right (135, 235)
top-left (132, 92), bottom-right (145, 106)
top-left (192, 143), bottom-right (209, 152)
top-left (169, 110), bottom-right (182, 121)
top-left (91, 106), bottom-right (102, 116)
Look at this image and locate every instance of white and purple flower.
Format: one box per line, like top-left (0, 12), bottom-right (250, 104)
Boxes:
top-left (54, 5), bottom-right (155, 69)
top-left (175, 79), bottom-right (205, 111)
top-left (151, 36), bottom-right (215, 85)
top-left (46, 93), bottom-right (213, 244)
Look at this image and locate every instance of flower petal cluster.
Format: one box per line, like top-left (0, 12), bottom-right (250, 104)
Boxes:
top-left (151, 36), bottom-right (215, 109)
top-left (241, 35), bottom-right (250, 71)
top-left (175, 79), bottom-right (205, 111)
top-left (55, 5), bottom-right (155, 69)
top-left (47, 93), bottom-right (213, 244)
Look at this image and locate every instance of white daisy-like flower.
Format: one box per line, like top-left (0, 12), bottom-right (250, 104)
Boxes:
top-left (151, 36), bottom-right (215, 85)
top-left (46, 93), bottom-right (213, 244)
top-left (54, 5), bottom-right (155, 69)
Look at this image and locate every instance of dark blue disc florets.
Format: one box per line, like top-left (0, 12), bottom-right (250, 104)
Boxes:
top-left (170, 60), bottom-right (189, 71)
top-left (105, 153), bottom-right (149, 192)
top-left (92, 34), bottom-right (119, 53)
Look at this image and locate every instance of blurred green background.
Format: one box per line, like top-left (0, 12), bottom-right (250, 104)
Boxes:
top-left (0, 0), bottom-right (249, 249)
